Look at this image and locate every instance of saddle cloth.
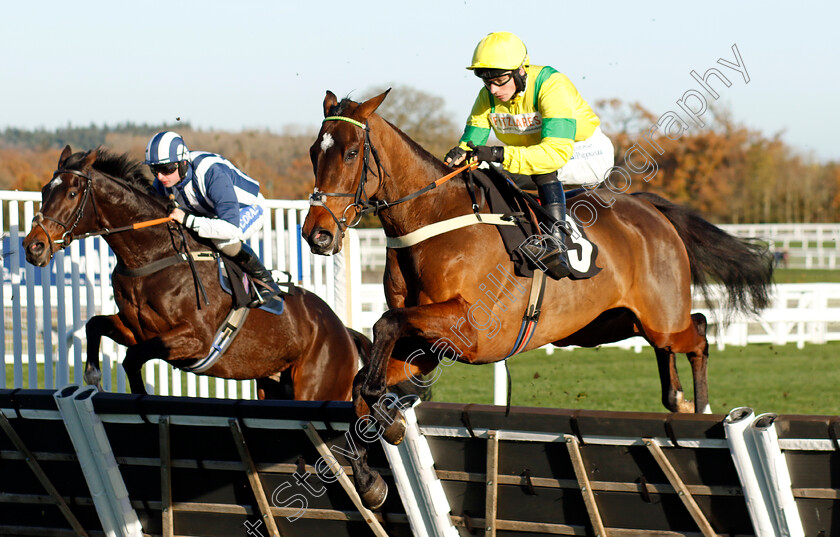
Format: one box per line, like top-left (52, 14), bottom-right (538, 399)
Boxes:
top-left (218, 256), bottom-right (285, 315)
top-left (471, 167), bottom-right (602, 280)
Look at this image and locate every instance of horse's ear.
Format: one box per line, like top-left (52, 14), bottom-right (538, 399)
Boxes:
top-left (355, 89), bottom-right (391, 122)
top-left (81, 149), bottom-right (98, 171)
top-left (58, 145), bottom-right (72, 168)
top-left (323, 91), bottom-right (338, 117)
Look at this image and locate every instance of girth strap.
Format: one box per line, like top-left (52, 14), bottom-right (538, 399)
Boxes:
top-left (501, 269), bottom-right (547, 416)
top-left (503, 269), bottom-right (546, 360)
top-left (181, 306), bottom-right (250, 373)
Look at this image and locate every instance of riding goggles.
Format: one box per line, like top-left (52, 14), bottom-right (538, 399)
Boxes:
top-left (149, 162), bottom-right (180, 176)
top-left (480, 72), bottom-right (513, 88)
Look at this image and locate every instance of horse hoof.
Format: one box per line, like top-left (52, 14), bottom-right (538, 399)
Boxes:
top-left (361, 474), bottom-right (388, 510)
top-left (382, 410), bottom-right (407, 445)
top-left (677, 400), bottom-right (695, 413)
top-left (84, 370), bottom-right (102, 388)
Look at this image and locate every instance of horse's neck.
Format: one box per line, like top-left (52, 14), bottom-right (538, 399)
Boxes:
top-left (93, 183), bottom-right (175, 268)
top-left (373, 123), bottom-right (470, 236)
top-left (103, 224), bottom-right (177, 269)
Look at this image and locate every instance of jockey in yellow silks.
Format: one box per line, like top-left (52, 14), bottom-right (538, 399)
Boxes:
top-left (445, 31), bottom-right (615, 279)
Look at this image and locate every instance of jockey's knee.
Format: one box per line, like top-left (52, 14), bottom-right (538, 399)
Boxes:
top-left (214, 239), bottom-right (241, 257)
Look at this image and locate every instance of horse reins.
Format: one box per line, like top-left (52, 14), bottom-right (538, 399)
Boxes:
top-left (34, 165), bottom-right (210, 306)
top-left (34, 167), bottom-right (173, 251)
top-left (310, 115), bottom-right (478, 234)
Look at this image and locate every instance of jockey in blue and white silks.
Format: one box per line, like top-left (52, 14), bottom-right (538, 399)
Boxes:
top-left (153, 150), bottom-right (266, 244)
top-left (145, 131), bottom-right (280, 306)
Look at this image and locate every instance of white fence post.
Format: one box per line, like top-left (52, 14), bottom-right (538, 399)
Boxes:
top-left (7, 191), bottom-right (840, 400)
top-left (4, 194), bottom-right (352, 400)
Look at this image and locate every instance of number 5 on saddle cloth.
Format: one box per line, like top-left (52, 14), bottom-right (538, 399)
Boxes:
top-left (471, 166), bottom-right (602, 280)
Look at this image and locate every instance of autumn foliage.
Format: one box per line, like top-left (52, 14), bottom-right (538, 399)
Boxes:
top-left (1, 90), bottom-right (837, 224)
top-left (595, 99), bottom-right (839, 223)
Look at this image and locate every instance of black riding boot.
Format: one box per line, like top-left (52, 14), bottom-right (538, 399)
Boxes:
top-left (536, 181), bottom-right (571, 279)
top-left (231, 243), bottom-right (281, 307)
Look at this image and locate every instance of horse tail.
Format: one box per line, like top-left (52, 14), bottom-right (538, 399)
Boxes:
top-left (632, 192), bottom-right (774, 317)
top-left (347, 327), bottom-right (372, 367)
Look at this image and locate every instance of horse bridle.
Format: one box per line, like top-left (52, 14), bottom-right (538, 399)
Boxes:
top-left (309, 115), bottom-right (480, 235)
top-left (33, 166), bottom-right (172, 251)
top-left (308, 116), bottom-right (389, 235)
top-left (33, 167), bottom-right (100, 253)
top-left (33, 164), bottom-right (211, 306)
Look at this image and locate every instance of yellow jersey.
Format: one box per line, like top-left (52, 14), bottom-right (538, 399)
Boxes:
top-left (458, 64), bottom-right (600, 175)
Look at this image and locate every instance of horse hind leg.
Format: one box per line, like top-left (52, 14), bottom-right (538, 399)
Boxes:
top-left (652, 313), bottom-right (710, 414)
top-left (687, 313), bottom-right (711, 414)
top-left (654, 347), bottom-right (694, 413)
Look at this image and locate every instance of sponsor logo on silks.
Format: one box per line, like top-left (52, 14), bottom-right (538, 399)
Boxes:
top-left (239, 205), bottom-right (264, 232)
top-left (489, 112), bottom-right (542, 135)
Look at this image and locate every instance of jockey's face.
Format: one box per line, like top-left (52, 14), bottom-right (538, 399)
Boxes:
top-left (482, 67), bottom-right (524, 102)
top-left (153, 163), bottom-right (183, 188)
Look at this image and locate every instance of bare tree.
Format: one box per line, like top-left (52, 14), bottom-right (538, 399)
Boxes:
top-left (363, 85), bottom-right (461, 159)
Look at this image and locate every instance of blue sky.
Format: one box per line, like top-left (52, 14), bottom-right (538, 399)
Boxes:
top-left (1, 1), bottom-right (837, 162)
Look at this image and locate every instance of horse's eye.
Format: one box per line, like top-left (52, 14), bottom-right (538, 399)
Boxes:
top-left (68, 190), bottom-right (78, 199)
top-left (345, 150), bottom-right (358, 162)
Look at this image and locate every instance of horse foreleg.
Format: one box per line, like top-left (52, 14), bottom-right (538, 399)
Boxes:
top-left (85, 314), bottom-right (136, 389)
top-left (348, 368), bottom-right (389, 510)
top-left (121, 326), bottom-right (204, 395)
top-left (347, 354), bottom-right (438, 511)
top-left (361, 299), bottom-right (470, 444)
top-left (351, 299), bottom-right (468, 510)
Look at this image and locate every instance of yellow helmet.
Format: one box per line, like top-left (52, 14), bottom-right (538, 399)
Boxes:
top-left (467, 32), bottom-right (529, 71)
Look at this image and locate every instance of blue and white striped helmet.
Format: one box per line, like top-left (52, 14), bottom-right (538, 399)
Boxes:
top-left (144, 131), bottom-right (190, 165)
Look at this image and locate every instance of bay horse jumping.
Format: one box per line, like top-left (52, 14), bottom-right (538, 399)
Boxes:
top-left (302, 90), bottom-right (774, 508)
top-left (23, 146), bottom-right (362, 400)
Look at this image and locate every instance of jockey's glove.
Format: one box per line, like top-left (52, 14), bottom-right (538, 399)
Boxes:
top-left (467, 142), bottom-right (504, 163)
top-left (444, 146), bottom-right (467, 167)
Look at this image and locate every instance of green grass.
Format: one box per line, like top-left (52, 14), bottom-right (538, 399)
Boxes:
top-left (773, 268), bottom-right (840, 283)
top-left (3, 363), bottom-right (241, 399)
top-left (7, 343), bottom-right (840, 416)
top-left (428, 342), bottom-right (840, 416)
top-left (4, 363), bottom-right (119, 392)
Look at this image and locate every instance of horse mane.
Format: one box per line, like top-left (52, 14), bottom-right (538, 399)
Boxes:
top-left (65, 147), bottom-right (158, 197)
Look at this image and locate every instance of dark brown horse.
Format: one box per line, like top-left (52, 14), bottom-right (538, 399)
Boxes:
top-left (23, 146), bottom-right (362, 400)
top-left (302, 90), bottom-right (773, 508)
